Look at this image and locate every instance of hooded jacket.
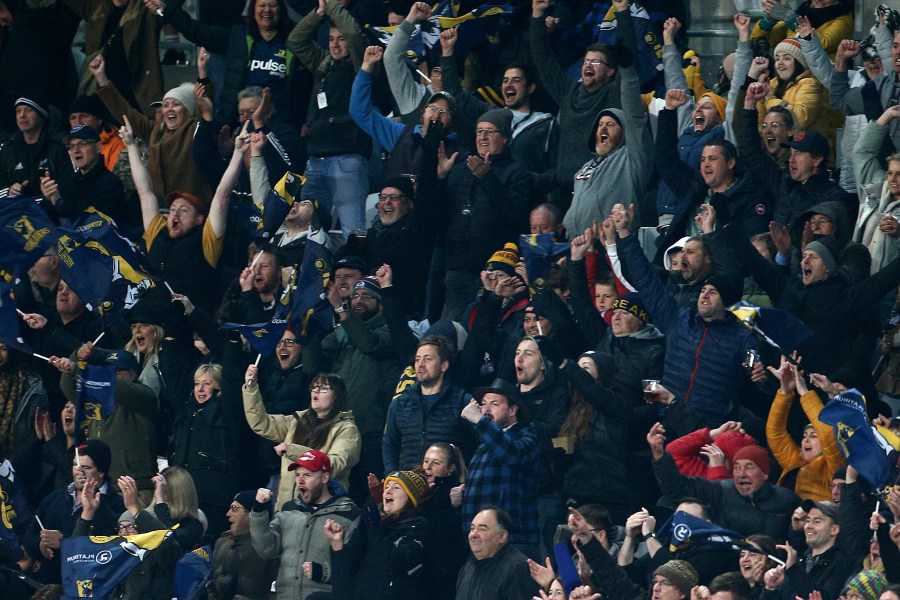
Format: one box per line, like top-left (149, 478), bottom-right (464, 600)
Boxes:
top-left (854, 119), bottom-right (900, 275)
top-left (250, 484), bottom-right (360, 600)
top-left (789, 199), bottom-right (870, 283)
top-left (562, 13), bottom-right (649, 237)
top-left (242, 385), bottom-right (361, 509)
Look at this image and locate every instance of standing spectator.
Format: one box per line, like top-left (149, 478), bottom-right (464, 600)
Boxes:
top-left (530, 0), bottom-right (624, 209)
top-left (122, 111), bottom-right (245, 311)
top-left (383, 335), bottom-right (472, 472)
top-left (460, 380), bottom-right (540, 558)
top-left (751, 0), bottom-right (852, 60)
top-left (0, 96), bottom-right (67, 200)
top-left (169, 364), bottom-right (243, 538)
top-left (145, 0), bottom-right (310, 126)
top-left (562, 2), bottom-right (650, 238)
top-left (242, 367), bottom-right (361, 510)
top-left (91, 55), bottom-right (212, 202)
top-left (766, 359), bottom-right (845, 501)
top-left (67, 0), bottom-right (170, 115)
top-left (207, 490), bottom-right (279, 600)
top-left (67, 95), bottom-right (135, 196)
top-left (250, 449), bottom-right (360, 600)
top-left (118, 468), bottom-right (205, 553)
top-left (289, 0), bottom-right (370, 239)
top-left (310, 277), bottom-right (400, 502)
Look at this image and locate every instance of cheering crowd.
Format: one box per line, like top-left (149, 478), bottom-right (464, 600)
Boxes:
top-left (5, 0), bottom-right (900, 598)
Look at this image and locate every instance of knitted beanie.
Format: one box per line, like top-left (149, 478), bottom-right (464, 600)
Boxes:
top-left (774, 39), bottom-right (809, 71)
top-left (653, 560), bottom-right (699, 597)
top-left (384, 470), bottom-right (429, 507)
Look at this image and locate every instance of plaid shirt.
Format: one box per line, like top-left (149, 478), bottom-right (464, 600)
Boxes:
top-left (462, 417), bottom-right (541, 545)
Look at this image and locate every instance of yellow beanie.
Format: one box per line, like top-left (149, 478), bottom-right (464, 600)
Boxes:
top-left (486, 242), bottom-right (519, 275)
top-left (700, 92), bottom-right (727, 121)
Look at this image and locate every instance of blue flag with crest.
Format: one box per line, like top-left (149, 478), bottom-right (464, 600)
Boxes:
top-left (519, 233), bottom-right (569, 290)
top-left (819, 389), bottom-right (893, 489)
top-left (0, 197), bottom-right (58, 279)
top-left (61, 528), bottom-right (175, 600)
top-left (74, 361), bottom-right (117, 434)
top-left (657, 511), bottom-right (758, 554)
top-left (56, 229), bottom-right (114, 315)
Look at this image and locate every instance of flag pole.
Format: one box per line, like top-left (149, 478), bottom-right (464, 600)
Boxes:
top-left (92, 332), bottom-right (104, 346)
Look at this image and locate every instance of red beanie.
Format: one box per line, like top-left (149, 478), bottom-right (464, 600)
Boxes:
top-left (732, 445), bottom-right (770, 476)
top-left (714, 431), bottom-right (756, 459)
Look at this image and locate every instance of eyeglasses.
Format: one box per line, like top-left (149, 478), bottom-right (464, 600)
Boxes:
top-left (309, 384), bottom-right (333, 392)
top-left (65, 141), bottom-right (97, 150)
top-left (277, 339), bottom-right (298, 348)
top-left (583, 58), bottom-right (610, 67)
top-left (758, 122), bottom-right (785, 131)
top-left (350, 293), bottom-right (377, 301)
top-left (117, 523), bottom-right (137, 532)
top-left (379, 193), bottom-right (406, 202)
top-left (425, 104), bottom-right (450, 115)
top-left (475, 128), bottom-right (500, 137)
top-left (228, 504), bottom-right (247, 512)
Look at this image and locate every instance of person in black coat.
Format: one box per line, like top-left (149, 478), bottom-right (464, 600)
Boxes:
top-left (322, 470), bottom-right (434, 600)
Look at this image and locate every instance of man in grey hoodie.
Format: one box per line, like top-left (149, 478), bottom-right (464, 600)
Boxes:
top-left (560, 0), bottom-right (649, 238)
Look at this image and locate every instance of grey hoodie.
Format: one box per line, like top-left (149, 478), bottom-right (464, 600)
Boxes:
top-left (562, 59), bottom-right (652, 239)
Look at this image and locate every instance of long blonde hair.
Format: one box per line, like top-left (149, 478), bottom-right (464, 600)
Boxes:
top-left (125, 324), bottom-right (164, 366)
top-left (159, 466), bottom-right (200, 522)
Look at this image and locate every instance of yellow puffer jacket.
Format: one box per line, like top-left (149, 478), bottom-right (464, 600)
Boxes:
top-left (757, 70), bottom-right (845, 158)
top-left (766, 389), bottom-right (845, 501)
top-left (751, 12), bottom-right (852, 60)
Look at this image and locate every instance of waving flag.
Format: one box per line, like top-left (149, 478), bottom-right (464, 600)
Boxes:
top-left (657, 511), bottom-right (759, 554)
top-left (61, 528), bottom-right (175, 600)
top-left (728, 301), bottom-right (814, 358)
top-left (819, 389), bottom-right (894, 489)
top-left (74, 361), bottom-right (117, 433)
top-left (0, 197), bottom-right (58, 278)
top-left (174, 546), bottom-right (214, 600)
top-left (0, 281), bottom-right (32, 355)
top-left (56, 230), bottom-right (114, 314)
top-left (0, 458), bottom-right (33, 556)
top-left (519, 233), bottom-right (569, 291)
top-left (241, 171), bottom-right (305, 243)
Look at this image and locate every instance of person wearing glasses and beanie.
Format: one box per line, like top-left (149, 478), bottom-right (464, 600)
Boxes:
top-left (243, 367), bottom-right (360, 510)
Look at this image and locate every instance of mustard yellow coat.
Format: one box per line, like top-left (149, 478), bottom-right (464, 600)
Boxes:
top-left (751, 12), bottom-right (853, 60)
top-left (766, 389), bottom-right (845, 501)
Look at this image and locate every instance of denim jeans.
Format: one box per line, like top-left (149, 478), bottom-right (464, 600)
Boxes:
top-left (302, 153), bottom-right (368, 239)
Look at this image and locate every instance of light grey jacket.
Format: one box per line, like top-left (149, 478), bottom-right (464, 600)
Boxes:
top-left (250, 495), bottom-right (360, 600)
top-left (853, 119), bottom-right (900, 274)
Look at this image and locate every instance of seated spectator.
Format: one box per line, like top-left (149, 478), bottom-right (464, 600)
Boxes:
top-left (22, 439), bottom-right (125, 584)
top-left (666, 422), bottom-right (757, 481)
top-left (91, 55), bottom-right (212, 201)
top-left (242, 368), bottom-right (360, 509)
top-left (648, 423), bottom-right (800, 538)
top-left (325, 470), bottom-right (434, 599)
top-left (766, 359), bottom-right (845, 501)
top-left (207, 490), bottom-right (279, 600)
top-left (455, 506), bottom-right (540, 600)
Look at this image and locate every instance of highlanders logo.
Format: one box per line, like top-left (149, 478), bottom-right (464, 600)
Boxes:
top-left (11, 214), bottom-right (51, 252)
top-left (77, 579), bottom-right (93, 597)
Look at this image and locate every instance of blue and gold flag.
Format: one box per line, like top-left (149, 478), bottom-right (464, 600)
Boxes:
top-left (174, 545), bottom-right (214, 600)
top-left (241, 171), bottom-right (305, 243)
top-left (61, 528), bottom-right (175, 599)
top-left (73, 209), bottom-right (158, 315)
top-left (819, 389), bottom-right (892, 488)
top-left (0, 458), bottom-right (33, 555)
top-left (0, 197), bottom-right (58, 278)
top-left (657, 511), bottom-right (758, 554)
top-left (519, 233), bottom-right (569, 290)
top-left (74, 362), bottom-right (117, 433)
top-left (56, 230), bottom-right (114, 314)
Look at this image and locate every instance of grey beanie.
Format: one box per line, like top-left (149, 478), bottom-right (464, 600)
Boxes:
top-left (477, 108), bottom-right (513, 139)
top-left (805, 238), bottom-right (839, 276)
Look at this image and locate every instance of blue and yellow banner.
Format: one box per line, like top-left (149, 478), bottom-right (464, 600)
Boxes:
top-left (0, 197), bottom-right (58, 279)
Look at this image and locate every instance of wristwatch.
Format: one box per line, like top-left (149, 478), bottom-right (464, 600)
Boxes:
top-left (335, 302), bottom-right (350, 314)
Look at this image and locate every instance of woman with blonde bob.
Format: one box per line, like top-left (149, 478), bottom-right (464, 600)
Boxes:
top-left (243, 367), bottom-right (361, 509)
